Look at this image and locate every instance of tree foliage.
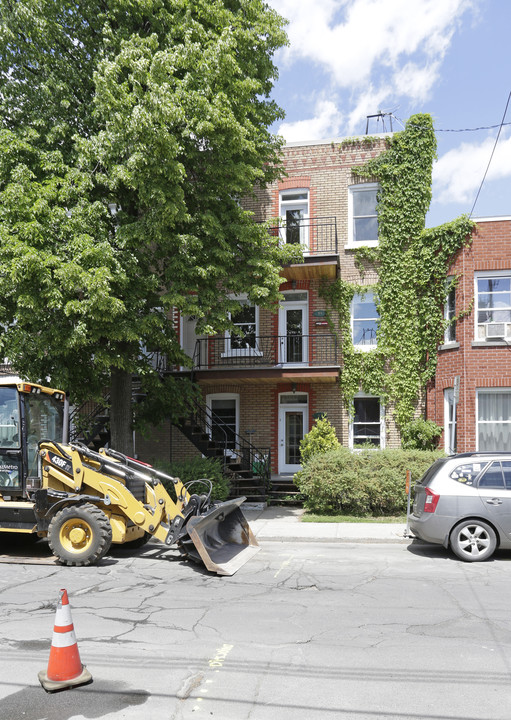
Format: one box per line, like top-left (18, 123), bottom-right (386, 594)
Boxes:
top-left (0, 0), bottom-right (294, 451)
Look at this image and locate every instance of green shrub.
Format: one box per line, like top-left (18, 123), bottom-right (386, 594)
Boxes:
top-left (294, 447), bottom-right (444, 516)
top-left (154, 456), bottom-right (230, 502)
top-left (401, 418), bottom-right (443, 450)
top-left (299, 416), bottom-right (340, 464)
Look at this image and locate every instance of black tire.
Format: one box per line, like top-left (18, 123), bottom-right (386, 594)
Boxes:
top-left (48, 503), bottom-right (112, 566)
top-left (450, 519), bottom-right (497, 562)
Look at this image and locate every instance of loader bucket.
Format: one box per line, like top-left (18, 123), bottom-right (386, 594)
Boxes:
top-left (185, 497), bottom-right (260, 576)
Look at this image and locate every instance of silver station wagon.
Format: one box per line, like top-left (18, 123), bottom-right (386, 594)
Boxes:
top-left (409, 453), bottom-right (511, 561)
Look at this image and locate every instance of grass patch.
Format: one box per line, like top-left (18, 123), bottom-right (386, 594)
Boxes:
top-left (301, 513), bottom-right (407, 524)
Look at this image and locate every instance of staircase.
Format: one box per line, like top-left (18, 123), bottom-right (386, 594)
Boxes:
top-left (69, 396), bottom-right (110, 450)
top-left (267, 475), bottom-right (303, 505)
top-left (175, 397), bottom-right (271, 504)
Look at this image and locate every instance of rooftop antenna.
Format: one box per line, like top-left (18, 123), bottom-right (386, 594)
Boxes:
top-left (365, 110), bottom-right (395, 134)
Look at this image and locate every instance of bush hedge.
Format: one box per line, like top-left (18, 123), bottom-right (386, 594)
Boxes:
top-left (155, 456), bottom-right (230, 502)
top-left (294, 447), bottom-right (444, 516)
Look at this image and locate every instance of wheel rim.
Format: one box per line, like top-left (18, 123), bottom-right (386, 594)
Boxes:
top-left (59, 518), bottom-right (94, 554)
top-left (457, 524), bottom-right (491, 558)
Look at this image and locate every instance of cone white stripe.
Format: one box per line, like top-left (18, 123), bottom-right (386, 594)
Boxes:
top-left (51, 629), bottom-right (77, 648)
top-left (54, 603), bottom-right (73, 627)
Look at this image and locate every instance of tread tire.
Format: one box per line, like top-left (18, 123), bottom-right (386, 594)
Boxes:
top-left (48, 502), bottom-right (112, 567)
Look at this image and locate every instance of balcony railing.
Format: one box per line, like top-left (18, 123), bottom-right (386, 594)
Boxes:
top-left (265, 216), bottom-right (338, 256)
top-left (192, 334), bottom-right (338, 370)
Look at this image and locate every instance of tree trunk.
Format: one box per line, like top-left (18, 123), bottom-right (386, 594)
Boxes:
top-left (109, 367), bottom-right (133, 456)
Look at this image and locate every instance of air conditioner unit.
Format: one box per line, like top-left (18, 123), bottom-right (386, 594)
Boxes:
top-left (485, 323), bottom-right (506, 339)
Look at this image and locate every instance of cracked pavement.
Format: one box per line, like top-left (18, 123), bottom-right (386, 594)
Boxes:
top-left (1, 535), bottom-right (511, 719)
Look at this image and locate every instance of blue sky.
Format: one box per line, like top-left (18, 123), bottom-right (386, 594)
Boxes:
top-left (267, 0), bottom-right (510, 228)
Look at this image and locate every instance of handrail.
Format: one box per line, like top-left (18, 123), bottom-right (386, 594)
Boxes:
top-left (191, 334), bottom-right (338, 370)
top-left (186, 395), bottom-right (271, 491)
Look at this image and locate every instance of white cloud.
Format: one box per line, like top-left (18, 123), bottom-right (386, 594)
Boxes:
top-left (270, 0), bottom-right (476, 129)
top-left (433, 131), bottom-right (511, 205)
top-left (278, 99), bottom-right (344, 142)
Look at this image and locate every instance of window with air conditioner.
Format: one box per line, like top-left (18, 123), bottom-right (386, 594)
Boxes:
top-left (475, 273), bottom-right (511, 341)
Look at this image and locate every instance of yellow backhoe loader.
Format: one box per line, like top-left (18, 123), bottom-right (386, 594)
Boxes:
top-left (0, 378), bottom-right (259, 575)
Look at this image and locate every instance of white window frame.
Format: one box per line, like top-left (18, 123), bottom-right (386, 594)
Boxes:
top-left (444, 388), bottom-right (456, 454)
top-left (347, 183), bottom-right (379, 248)
top-left (476, 388), bottom-right (511, 452)
top-left (349, 394), bottom-right (385, 450)
top-left (279, 188), bottom-right (310, 251)
top-left (351, 291), bottom-right (379, 350)
top-left (474, 270), bottom-right (511, 341)
top-left (443, 279), bottom-right (456, 345)
top-left (222, 295), bottom-right (262, 358)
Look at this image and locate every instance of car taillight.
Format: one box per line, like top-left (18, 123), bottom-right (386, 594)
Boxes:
top-left (424, 487), bottom-right (440, 513)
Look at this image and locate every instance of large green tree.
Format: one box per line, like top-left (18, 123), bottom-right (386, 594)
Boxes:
top-left (0, 0), bottom-right (294, 453)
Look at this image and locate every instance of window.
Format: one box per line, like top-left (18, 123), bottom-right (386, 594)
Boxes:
top-left (348, 184), bottom-right (379, 246)
top-left (475, 273), bottom-right (511, 340)
top-left (352, 292), bottom-right (379, 349)
top-left (444, 280), bottom-right (456, 344)
top-left (449, 462), bottom-right (483, 486)
top-left (350, 396), bottom-right (384, 449)
top-left (477, 390), bottom-right (511, 451)
top-left (279, 189), bottom-right (309, 249)
top-left (224, 298), bottom-right (260, 356)
top-left (444, 388), bottom-right (456, 455)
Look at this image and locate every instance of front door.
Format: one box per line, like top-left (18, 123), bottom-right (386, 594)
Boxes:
top-left (278, 393), bottom-right (308, 474)
top-left (278, 292), bottom-right (308, 364)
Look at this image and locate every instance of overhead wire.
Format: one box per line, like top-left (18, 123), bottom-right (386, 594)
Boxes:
top-left (468, 90), bottom-right (511, 218)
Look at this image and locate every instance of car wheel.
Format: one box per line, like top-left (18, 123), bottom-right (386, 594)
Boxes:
top-left (48, 503), bottom-right (112, 566)
top-left (450, 519), bottom-right (497, 562)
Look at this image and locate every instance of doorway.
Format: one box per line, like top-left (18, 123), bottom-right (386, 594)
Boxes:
top-left (278, 392), bottom-right (308, 474)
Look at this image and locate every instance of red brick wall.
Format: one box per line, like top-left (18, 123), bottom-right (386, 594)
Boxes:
top-left (427, 218), bottom-right (511, 452)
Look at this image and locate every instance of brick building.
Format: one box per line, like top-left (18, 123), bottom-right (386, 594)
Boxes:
top-left (150, 133), bottom-right (405, 491)
top-left (427, 217), bottom-right (511, 453)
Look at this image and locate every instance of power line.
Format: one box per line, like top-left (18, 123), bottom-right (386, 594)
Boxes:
top-left (469, 91), bottom-right (511, 218)
top-left (393, 115), bottom-right (511, 133)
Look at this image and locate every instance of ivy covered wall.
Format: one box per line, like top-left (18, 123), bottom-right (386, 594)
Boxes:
top-left (321, 114), bottom-right (474, 433)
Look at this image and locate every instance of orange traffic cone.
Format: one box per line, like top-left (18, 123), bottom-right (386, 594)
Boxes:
top-left (38, 588), bottom-right (93, 692)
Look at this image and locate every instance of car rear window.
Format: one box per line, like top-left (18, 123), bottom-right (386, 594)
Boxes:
top-left (416, 458), bottom-right (449, 486)
top-left (449, 462), bottom-right (485, 486)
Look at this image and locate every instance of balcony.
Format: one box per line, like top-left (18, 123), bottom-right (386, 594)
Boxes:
top-left (189, 335), bottom-right (339, 385)
top-left (266, 216), bottom-right (339, 280)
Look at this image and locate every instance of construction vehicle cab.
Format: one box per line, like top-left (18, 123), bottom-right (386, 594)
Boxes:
top-left (0, 379), bottom-right (259, 575)
top-left (0, 378), bottom-right (65, 498)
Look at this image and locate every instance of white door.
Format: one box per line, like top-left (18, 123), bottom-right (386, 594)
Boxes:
top-left (279, 190), bottom-right (309, 251)
top-left (278, 292), bottom-right (308, 364)
top-left (181, 316), bottom-right (206, 369)
top-left (278, 393), bottom-right (308, 474)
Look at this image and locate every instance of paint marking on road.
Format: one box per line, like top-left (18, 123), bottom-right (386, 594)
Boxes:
top-left (274, 555), bottom-right (293, 578)
top-left (190, 643), bottom-right (234, 713)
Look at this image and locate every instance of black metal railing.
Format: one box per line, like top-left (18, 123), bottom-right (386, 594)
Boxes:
top-left (192, 334), bottom-right (338, 369)
top-left (265, 216), bottom-right (338, 255)
top-left (184, 396), bottom-right (271, 490)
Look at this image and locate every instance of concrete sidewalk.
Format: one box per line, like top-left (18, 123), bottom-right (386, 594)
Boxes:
top-left (243, 504), bottom-right (409, 543)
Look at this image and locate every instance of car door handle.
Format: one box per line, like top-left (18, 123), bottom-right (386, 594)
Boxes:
top-left (486, 498), bottom-right (503, 505)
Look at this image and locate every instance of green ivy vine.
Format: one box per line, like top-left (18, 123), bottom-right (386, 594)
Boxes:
top-left (322, 114), bottom-right (474, 429)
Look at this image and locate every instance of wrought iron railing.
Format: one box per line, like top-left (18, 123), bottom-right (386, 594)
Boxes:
top-left (192, 334), bottom-right (338, 369)
top-left (184, 396), bottom-right (271, 490)
top-left (265, 216), bottom-right (338, 255)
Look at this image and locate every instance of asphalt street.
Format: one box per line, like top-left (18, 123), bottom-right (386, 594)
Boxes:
top-left (1, 527), bottom-right (511, 720)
